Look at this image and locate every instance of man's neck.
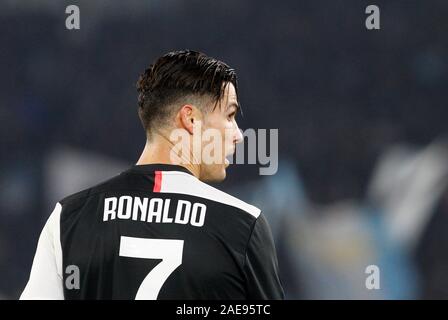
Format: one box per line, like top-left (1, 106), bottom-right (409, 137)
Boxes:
top-left (136, 140), bottom-right (201, 179)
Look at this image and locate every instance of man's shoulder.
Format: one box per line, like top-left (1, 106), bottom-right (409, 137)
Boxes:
top-left (58, 172), bottom-right (125, 207)
top-left (57, 169), bottom-right (262, 220)
top-left (158, 171), bottom-right (261, 219)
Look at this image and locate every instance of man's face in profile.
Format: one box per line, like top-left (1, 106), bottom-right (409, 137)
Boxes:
top-left (198, 83), bottom-right (243, 182)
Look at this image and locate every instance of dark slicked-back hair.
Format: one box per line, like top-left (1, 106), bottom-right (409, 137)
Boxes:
top-left (136, 50), bottom-right (238, 135)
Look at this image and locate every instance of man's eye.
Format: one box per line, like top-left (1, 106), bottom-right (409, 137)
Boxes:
top-left (228, 113), bottom-right (236, 120)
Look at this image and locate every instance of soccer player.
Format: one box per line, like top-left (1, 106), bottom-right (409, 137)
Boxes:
top-left (20, 50), bottom-right (284, 300)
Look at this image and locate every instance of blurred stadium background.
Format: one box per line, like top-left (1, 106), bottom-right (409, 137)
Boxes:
top-left (1, 0), bottom-right (448, 299)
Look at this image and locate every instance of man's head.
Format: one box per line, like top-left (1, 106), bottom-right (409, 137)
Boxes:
top-left (136, 50), bottom-right (243, 182)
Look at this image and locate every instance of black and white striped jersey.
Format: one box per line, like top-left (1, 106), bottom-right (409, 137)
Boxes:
top-left (20, 164), bottom-right (284, 300)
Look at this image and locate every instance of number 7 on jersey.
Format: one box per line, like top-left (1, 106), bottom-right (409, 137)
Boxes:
top-left (119, 236), bottom-right (184, 299)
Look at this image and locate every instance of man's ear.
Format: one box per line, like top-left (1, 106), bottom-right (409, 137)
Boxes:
top-left (178, 104), bottom-right (195, 135)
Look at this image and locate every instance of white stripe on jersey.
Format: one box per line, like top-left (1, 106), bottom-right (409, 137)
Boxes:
top-left (157, 171), bottom-right (261, 219)
top-left (20, 203), bottom-right (64, 300)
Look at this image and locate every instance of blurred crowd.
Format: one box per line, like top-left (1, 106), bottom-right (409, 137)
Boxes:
top-left (1, 0), bottom-right (448, 299)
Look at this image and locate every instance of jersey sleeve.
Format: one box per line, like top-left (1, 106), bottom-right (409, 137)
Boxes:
top-left (243, 213), bottom-right (285, 300)
top-left (20, 203), bottom-right (64, 300)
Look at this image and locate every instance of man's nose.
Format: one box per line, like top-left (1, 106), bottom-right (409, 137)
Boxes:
top-left (234, 124), bottom-right (243, 144)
